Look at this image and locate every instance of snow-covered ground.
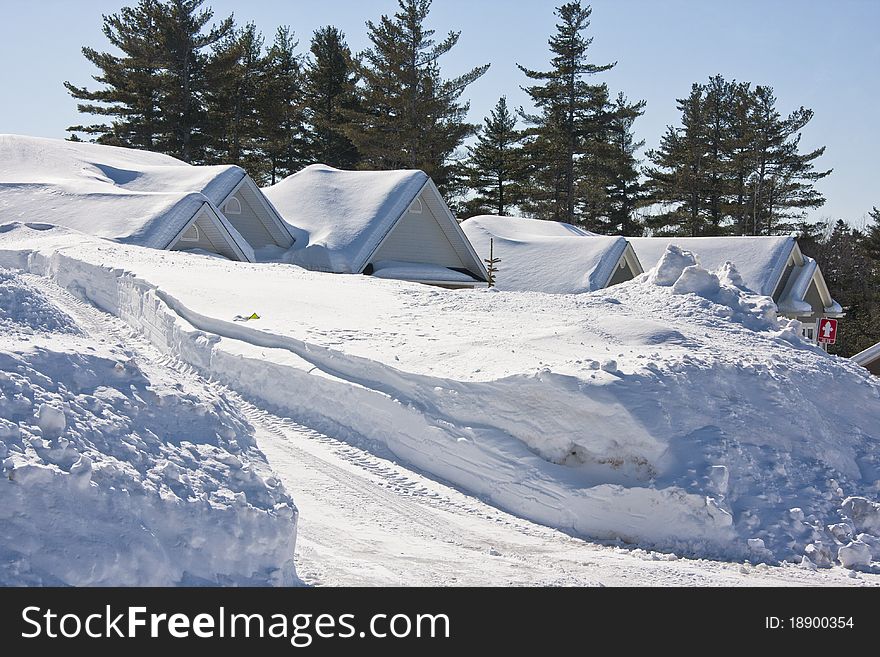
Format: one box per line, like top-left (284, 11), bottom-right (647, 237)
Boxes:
top-left (0, 258), bottom-right (872, 586)
top-left (2, 222), bottom-right (879, 580)
top-left (0, 266), bottom-right (297, 585)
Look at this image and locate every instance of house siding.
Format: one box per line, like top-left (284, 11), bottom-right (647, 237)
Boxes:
top-left (607, 257), bottom-right (635, 287)
top-left (369, 194), bottom-right (468, 269)
top-left (223, 190), bottom-right (276, 248)
top-left (170, 211), bottom-right (241, 260)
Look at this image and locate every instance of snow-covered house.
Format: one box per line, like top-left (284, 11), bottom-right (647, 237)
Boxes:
top-left (629, 236), bottom-right (843, 331)
top-left (853, 343), bottom-right (880, 376)
top-left (264, 164), bottom-right (488, 288)
top-left (0, 135), bottom-right (293, 261)
top-left (460, 215), bottom-right (643, 293)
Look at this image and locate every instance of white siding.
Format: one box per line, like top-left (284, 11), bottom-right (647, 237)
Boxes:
top-left (223, 189), bottom-right (276, 248)
top-left (370, 192), bottom-right (468, 269)
top-left (170, 210), bottom-right (241, 260)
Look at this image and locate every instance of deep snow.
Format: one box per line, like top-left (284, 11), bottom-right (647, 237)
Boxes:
top-left (2, 221), bottom-right (878, 571)
top-left (460, 215), bottom-right (634, 293)
top-left (263, 164), bottom-right (428, 273)
top-left (0, 134), bottom-right (247, 249)
top-left (0, 266), bottom-right (297, 585)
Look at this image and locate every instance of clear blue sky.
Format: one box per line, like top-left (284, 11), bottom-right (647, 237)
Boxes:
top-left (1, 0), bottom-right (878, 225)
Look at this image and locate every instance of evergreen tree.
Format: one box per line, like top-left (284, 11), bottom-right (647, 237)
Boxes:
top-left (303, 26), bottom-right (360, 169)
top-left (204, 22), bottom-right (265, 175)
top-left (864, 207), bottom-right (880, 260)
top-left (346, 0), bottom-right (489, 192)
top-left (517, 1), bottom-right (615, 224)
top-left (66, 0), bottom-right (233, 163)
top-left (152, 0), bottom-right (233, 162)
top-left (462, 96), bottom-right (523, 216)
top-left (643, 84), bottom-right (709, 236)
top-left (644, 75), bottom-right (831, 236)
top-left (746, 85), bottom-right (831, 235)
top-left (578, 91), bottom-right (646, 235)
top-left (257, 27), bottom-right (309, 184)
top-left (64, 0), bottom-right (164, 148)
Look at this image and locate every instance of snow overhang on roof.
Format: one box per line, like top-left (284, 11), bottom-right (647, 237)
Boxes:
top-left (0, 134), bottom-right (257, 256)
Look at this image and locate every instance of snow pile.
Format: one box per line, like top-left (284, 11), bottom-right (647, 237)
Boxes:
top-left (632, 236), bottom-right (796, 297)
top-left (2, 224), bottom-right (879, 567)
top-left (651, 246), bottom-right (779, 330)
top-left (0, 268), bottom-right (297, 585)
top-left (461, 215), bottom-right (636, 293)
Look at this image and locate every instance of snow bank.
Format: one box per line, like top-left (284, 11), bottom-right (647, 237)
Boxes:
top-left (0, 267), bottom-right (297, 585)
top-left (2, 225), bottom-right (879, 566)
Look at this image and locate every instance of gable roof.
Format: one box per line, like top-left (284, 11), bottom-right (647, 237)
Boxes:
top-left (853, 342), bottom-right (880, 367)
top-left (264, 164), bottom-right (486, 280)
top-left (630, 235), bottom-right (841, 315)
top-left (630, 236), bottom-right (796, 297)
top-left (0, 134), bottom-right (254, 259)
top-left (461, 215), bottom-right (642, 293)
top-left (263, 164), bottom-right (428, 273)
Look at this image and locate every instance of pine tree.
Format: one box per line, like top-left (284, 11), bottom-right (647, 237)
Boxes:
top-left (257, 27), bottom-right (309, 185)
top-left (644, 75), bottom-right (831, 236)
top-left (65, 0), bottom-right (233, 163)
top-left (517, 1), bottom-right (615, 223)
top-left (346, 0), bottom-right (489, 192)
top-left (864, 207), bottom-right (880, 261)
top-left (151, 0), bottom-right (233, 162)
top-left (303, 26), bottom-right (360, 169)
top-left (204, 22), bottom-right (265, 176)
top-left (64, 0), bottom-right (164, 148)
top-left (643, 84), bottom-right (709, 236)
top-left (578, 91), bottom-right (646, 235)
top-left (462, 96), bottom-right (523, 216)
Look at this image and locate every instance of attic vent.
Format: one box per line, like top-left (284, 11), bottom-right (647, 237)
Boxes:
top-left (180, 223), bottom-right (200, 242)
top-left (225, 196), bottom-right (242, 215)
top-left (408, 198), bottom-right (423, 214)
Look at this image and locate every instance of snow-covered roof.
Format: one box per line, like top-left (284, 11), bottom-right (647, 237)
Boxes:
top-left (0, 134), bottom-right (247, 249)
top-left (263, 164), bottom-right (430, 273)
top-left (852, 342), bottom-right (880, 367)
top-left (461, 215), bottom-right (639, 293)
top-left (630, 236), bottom-right (796, 297)
top-left (630, 235), bottom-right (842, 318)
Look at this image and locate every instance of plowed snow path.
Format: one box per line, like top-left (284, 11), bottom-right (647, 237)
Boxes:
top-left (27, 273), bottom-right (878, 587)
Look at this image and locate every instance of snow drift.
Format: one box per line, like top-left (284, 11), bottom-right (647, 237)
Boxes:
top-left (1, 222), bottom-right (878, 567)
top-left (0, 265), bottom-right (297, 585)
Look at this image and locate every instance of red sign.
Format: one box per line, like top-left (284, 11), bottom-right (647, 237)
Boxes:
top-left (817, 318), bottom-right (838, 344)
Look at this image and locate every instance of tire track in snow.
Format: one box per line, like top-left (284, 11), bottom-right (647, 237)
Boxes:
top-left (23, 273), bottom-right (568, 583)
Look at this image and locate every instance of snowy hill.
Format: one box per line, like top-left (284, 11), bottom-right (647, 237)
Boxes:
top-left (2, 222), bottom-right (878, 569)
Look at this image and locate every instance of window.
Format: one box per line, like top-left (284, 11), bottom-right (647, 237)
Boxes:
top-left (225, 196), bottom-right (242, 215)
top-left (801, 323), bottom-right (816, 342)
top-left (180, 223), bottom-right (200, 242)
top-left (408, 198), bottom-right (423, 214)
